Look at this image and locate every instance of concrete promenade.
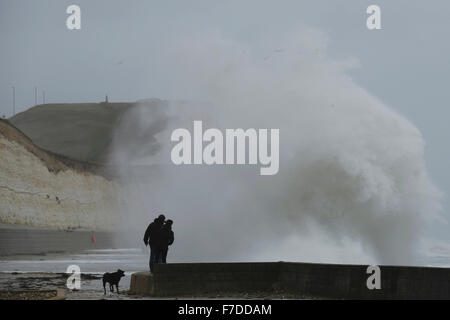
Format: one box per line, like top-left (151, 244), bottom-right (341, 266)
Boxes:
top-left (129, 262), bottom-right (450, 299)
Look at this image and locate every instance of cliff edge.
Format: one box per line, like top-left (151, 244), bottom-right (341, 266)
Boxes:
top-left (0, 119), bottom-right (129, 231)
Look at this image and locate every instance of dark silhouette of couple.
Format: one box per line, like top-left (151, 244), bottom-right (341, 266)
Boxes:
top-left (143, 214), bottom-right (174, 273)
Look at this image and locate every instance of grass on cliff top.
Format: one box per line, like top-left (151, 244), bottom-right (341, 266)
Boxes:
top-left (9, 102), bottom-right (132, 163)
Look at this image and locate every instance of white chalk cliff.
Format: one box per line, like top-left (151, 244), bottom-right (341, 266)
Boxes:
top-left (0, 119), bottom-right (129, 231)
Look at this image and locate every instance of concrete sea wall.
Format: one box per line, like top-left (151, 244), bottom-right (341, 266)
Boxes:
top-left (129, 262), bottom-right (450, 299)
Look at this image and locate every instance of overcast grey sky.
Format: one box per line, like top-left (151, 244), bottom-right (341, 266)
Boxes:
top-left (1, 0), bottom-right (450, 239)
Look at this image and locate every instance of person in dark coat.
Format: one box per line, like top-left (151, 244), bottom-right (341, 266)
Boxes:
top-left (160, 220), bottom-right (174, 263)
top-left (143, 214), bottom-right (165, 273)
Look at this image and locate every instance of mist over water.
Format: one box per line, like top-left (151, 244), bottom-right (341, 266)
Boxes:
top-left (110, 29), bottom-right (442, 265)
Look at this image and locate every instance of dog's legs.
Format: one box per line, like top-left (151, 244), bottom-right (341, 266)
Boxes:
top-left (116, 285), bottom-right (119, 294)
top-left (103, 280), bottom-right (106, 295)
top-left (110, 284), bottom-right (114, 292)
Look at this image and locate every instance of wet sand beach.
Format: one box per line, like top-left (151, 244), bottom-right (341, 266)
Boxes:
top-left (0, 248), bottom-right (147, 300)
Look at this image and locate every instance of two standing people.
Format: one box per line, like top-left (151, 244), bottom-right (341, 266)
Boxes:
top-left (143, 214), bottom-right (174, 273)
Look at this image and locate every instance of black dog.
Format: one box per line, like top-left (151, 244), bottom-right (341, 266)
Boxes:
top-left (102, 269), bottom-right (125, 294)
